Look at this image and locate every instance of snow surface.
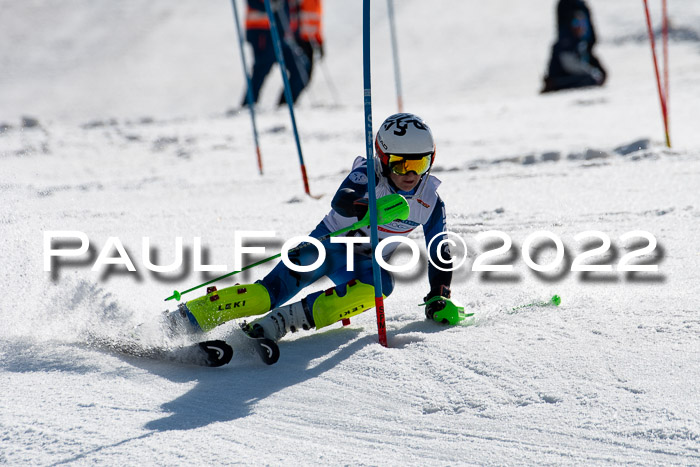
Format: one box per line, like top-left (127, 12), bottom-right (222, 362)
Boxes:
top-left (2, 0), bottom-right (699, 465)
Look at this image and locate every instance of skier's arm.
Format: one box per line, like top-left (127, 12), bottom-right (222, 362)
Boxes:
top-left (331, 168), bottom-right (370, 219)
top-left (423, 195), bottom-right (452, 297)
top-left (421, 196), bottom-right (459, 322)
top-left (560, 51), bottom-right (603, 83)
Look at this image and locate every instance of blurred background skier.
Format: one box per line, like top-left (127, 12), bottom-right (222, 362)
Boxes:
top-left (167, 113), bottom-right (461, 343)
top-left (241, 0), bottom-right (309, 107)
top-left (278, 0), bottom-right (324, 106)
top-left (542, 0), bottom-right (607, 93)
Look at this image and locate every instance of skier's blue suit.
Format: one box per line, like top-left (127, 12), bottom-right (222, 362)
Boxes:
top-left (260, 161), bottom-right (450, 310)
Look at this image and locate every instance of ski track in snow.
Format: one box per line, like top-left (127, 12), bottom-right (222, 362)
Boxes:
top-left (2, 0), bottom-right (700, 465)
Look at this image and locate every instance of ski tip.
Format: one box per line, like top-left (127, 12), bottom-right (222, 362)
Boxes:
top-left (198, 340), bottom-right (233, 367)
top-left (256, 338), bottom-right (280, 365)
top-left (239, 322), bottom-right (280, 365)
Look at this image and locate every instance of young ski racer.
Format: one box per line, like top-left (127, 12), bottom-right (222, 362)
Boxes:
top-left (167, 113), bottom-right (463, 353)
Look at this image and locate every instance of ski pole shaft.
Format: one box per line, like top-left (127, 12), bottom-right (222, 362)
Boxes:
top-left (318, 47), bottom-right (341, 106)
top-left (230, 0), bottom-right (264, 174)
top-left (263, 0), bottom-right (313, 196)
top-left (164, 223), bottom-right (357, 302)
top-left (163, 194), bottom-right (409, 302)
top-left (511, 295), bottom-right (561, 311)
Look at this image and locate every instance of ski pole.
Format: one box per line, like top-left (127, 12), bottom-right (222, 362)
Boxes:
top-left (510, 294), bottom-right (561, 312)
top-left (230, 0), bottom-right (264, 174)
top-left (317, 44), bottom-right (341, 107)
top-left (164, 194), bottom-right (409, 301)
top-left (263, 0), bottom-right (315, 197)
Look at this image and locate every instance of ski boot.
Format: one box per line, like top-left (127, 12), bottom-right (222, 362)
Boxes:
top-left (162, 302), bottom-right (202, 337)
top-left (244, 299), bottom-right (314, 342)
top-left (243, 279), bottom-right (377, 341)
top-left (163, 283), bottom-right (272, 336)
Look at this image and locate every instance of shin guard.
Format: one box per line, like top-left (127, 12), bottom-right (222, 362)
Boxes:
top-left (186, 283), bottom-right (271, 332)
top-left (312, 280), bottom-right (377, 329)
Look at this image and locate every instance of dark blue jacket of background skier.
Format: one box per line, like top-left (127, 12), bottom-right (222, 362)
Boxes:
top-left (542, 0), bottom-right (607, 93)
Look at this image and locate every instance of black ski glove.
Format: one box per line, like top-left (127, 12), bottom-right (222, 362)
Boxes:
top-left (423, 285), bottom-right (451, 321)
top-left (352, 198), bottom-right (369, 221)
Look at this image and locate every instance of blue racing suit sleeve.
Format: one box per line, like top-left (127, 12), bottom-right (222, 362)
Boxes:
top-left (331, 166), bottom-right (370, 218)
top-left (423, 195), bottom-right (452, 296)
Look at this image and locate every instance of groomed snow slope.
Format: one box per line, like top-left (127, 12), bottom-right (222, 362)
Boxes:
top-left (1, 0), bottom-right (699, 465)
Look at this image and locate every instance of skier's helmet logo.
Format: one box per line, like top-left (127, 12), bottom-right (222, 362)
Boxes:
top-left (375, 113), bottom-right (436, 174)
top-left (382, 113), bottom-right (429, 136)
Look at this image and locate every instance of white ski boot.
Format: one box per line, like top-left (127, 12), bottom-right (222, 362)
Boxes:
top-left (247, 300), bottom-right (313, 342)
top-left (162, 303), bottom-right (201, 337)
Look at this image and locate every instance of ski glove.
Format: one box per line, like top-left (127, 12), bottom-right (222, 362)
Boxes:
top-left (355, 195), bottom-right (410, 226)
top-left (352, 198), bottom-right (369, 221)
top-left (421, 286), bottom-right (473, 325)
top-left (422, 285), bottom-right (450, 321)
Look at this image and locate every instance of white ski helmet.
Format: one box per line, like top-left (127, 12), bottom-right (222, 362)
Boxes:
top-left (375, 113), bottom-right (436, 176)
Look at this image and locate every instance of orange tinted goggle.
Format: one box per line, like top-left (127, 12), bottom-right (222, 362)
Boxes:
top-left (387, 154), bottom-right (432, 175)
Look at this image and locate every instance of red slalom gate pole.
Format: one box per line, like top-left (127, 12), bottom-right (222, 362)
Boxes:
top-left (642, 0), bottom-right (671, 148)
top-left (662, 0), bottom-right (669, 118)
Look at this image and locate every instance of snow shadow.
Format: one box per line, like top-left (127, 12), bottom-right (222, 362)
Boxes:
top-left (143, 319), bottom-right (459, 432)
top-left (451, 138), bottom-right (682, 172)
top-left (143, 328), bottom-right (373, 432)
top-left (612, 25), bottom-right (700, 47)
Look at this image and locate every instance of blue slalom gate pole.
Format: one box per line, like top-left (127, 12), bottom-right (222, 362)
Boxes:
top-left (363, 0), bottom-right (388, 347)
top-left (231, 0), bottom-right (264, 175)
top-left (263, 0), bottom-right (314, 196)
top-left (386, 0), bottom-right (404, 113)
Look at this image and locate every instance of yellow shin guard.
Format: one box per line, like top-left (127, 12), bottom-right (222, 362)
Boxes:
top-left (186, 283), bottom-right (271, 332)
top-left (312, 280), bottom-right (378, 329)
